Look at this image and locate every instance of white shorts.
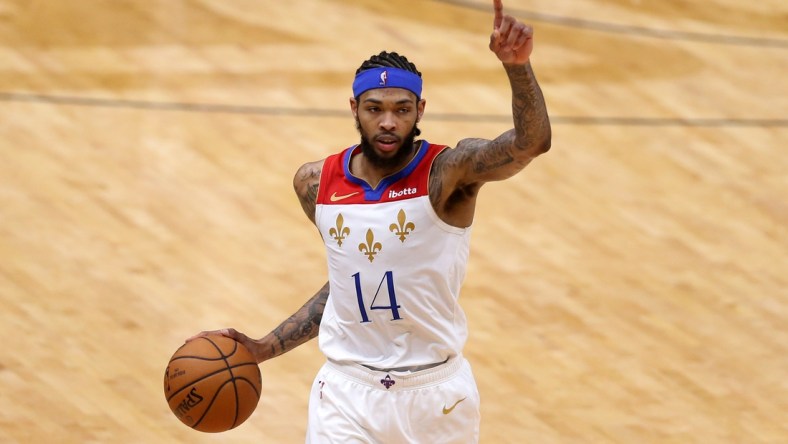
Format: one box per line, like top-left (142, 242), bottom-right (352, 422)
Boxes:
top-left (306, 356), bottom-right (480, 444)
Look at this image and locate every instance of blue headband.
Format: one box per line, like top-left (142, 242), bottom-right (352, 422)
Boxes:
top-left (352, 67), bottom-right (422, 98)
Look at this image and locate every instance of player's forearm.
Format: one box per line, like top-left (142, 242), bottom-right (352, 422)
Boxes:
top-left (254, 281), bottom-right (329, 362)
top-left (504, 62), bottom-right (551, 157)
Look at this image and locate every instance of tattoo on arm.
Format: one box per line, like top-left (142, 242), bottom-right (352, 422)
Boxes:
top-left (295, 164), bottom-right (322, 222)
top-left (447, 137), bottom-right (518, 178)
top-left (447, 64), bottom-right (549, 183)
top-left (506, 63), bottom-right (551, 154)
top-left (428, 64), bottom-right (550, 224)
top-left (472, 137), bottom-right (515, 174)
top-left (270, 282), bottom-right (329, 358)
top-left (298, 182), bottom-right (318, 221)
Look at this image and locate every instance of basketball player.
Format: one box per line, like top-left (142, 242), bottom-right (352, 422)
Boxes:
top-left (191, 0), bottom-right (550, 441)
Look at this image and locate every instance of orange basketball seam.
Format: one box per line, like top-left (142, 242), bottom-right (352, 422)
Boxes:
top-left (234, 377), bottom-right (262, 398)
top-left (165, 366), bottom-right (237, 402)
top-left (205, 335), bottom-right (242, 429)
top-left (191, 378), bottom-right (239, 431)
top-left (165, 362), bottom-right (258, 401)
top-left (169, 355), bottom-right (227, 362)
top-left (203, 336), bottom-right (239, 358)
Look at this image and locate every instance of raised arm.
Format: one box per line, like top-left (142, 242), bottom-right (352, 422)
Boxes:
top-left (430, 0), bottom-right (550, 226)
top-left (448, 61), bottom-right (550, 184)
top-left (462, 0), bottom-right (550, 181)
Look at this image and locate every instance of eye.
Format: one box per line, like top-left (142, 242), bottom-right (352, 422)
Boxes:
top-left (367, 106), bottom-right (380, 113)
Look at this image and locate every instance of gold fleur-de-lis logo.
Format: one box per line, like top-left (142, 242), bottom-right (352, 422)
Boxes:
top-left (358, 229), bottom-right (382, 262)
top-left (389, 209), bottom-right (415, 242)
top-left (328, 213), bottom-right (350, 247)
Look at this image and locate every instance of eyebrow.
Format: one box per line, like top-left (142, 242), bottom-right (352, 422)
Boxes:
top-left (362, 98), bottom-right (415, 105)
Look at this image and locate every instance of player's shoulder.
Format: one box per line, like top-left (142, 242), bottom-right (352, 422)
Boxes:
top-left (296, 158), bottom-right (326, 176)
top-left (293, 158), bottom-right (326, 191)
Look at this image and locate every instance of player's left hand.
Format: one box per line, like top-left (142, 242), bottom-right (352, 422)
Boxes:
top-left (489, 0), bottom-right (534, 65)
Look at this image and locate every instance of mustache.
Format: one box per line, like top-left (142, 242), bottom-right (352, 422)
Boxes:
top-left (374, 132), bottom-right (401, 142)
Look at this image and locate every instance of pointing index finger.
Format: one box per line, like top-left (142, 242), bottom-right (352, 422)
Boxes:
top-left (493, 0), bottom-right (504, 29)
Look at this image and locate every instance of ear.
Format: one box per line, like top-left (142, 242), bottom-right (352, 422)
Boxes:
top-left (349, 97), bottom-right (359, 118)
top-left (417, 98), bottom-right (426, 121)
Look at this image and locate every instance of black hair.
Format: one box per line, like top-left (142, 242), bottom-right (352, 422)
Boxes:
top-left (355, 51), bottom-right (422, 78)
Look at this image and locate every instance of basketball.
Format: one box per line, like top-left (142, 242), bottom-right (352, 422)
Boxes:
top-left (163, 335), bottom-right (262, 433)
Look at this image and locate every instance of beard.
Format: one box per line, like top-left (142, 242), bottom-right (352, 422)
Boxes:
top-left (356, 119), bottom-right (421, 169)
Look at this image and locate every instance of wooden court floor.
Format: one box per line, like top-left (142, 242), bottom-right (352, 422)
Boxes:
top-left (1, 0), bottom-right (786, 442)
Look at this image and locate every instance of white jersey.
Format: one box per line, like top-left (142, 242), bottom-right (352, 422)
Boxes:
top-left (314, 141), bottom-right (471, 369)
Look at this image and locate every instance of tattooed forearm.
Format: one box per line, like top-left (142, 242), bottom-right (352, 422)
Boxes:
top-left (505, 63), bottom-right (551, 154)
top-left (430, 64), bottom-right (550, 190)
top-left (268, 282), bottom-right (329, 359)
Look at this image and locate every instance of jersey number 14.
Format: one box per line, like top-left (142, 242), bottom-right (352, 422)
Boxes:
top-left (352, 271), bottom-right (402, 323)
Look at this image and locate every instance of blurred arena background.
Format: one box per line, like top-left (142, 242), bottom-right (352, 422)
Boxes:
top-left (0, 0), bottom-right (786, 442)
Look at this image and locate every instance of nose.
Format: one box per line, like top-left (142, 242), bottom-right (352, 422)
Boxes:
top-left (379, 111), bottom-right (396, 132)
